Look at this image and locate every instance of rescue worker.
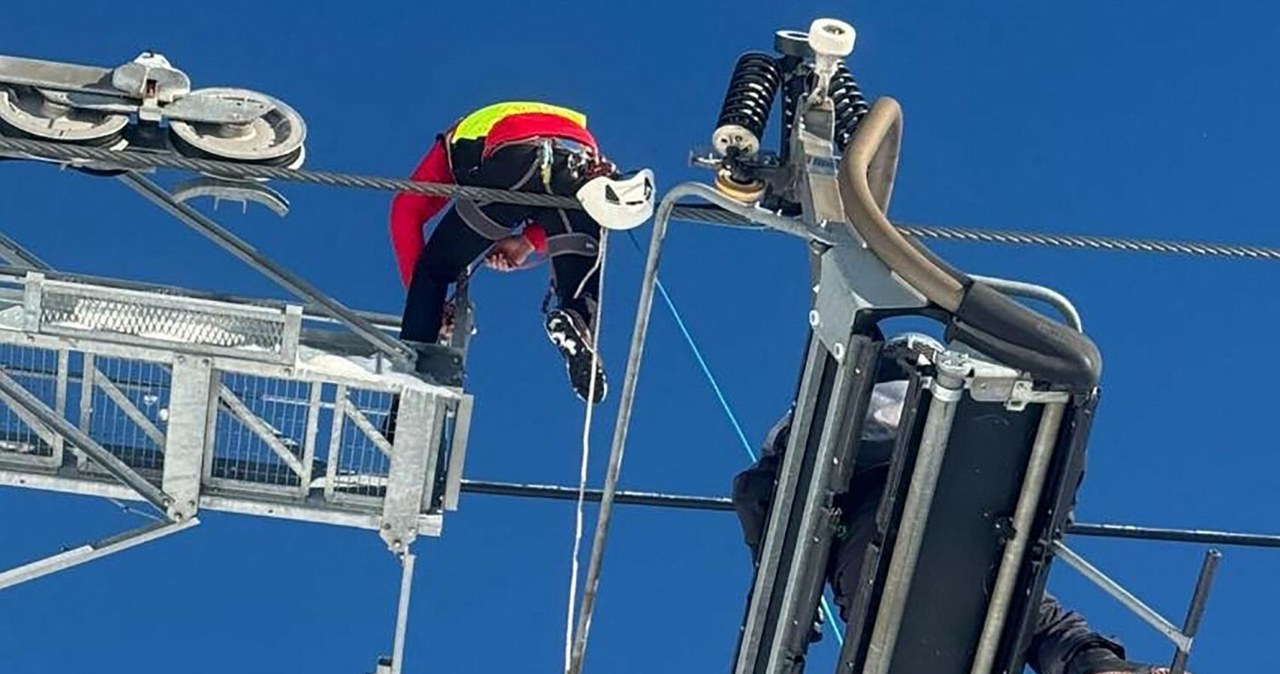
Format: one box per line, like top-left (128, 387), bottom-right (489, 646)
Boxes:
top-left (731, 337), bottom-right (1180, 674)
top-left (389, 101), bottom-right (616, 403)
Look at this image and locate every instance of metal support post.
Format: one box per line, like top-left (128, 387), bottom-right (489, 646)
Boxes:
top-left (116, 172), bottom-right (417, 367)
top-left (1170, 549), bottom-right (1222, 674)
top-left (161, 355), bottom-right (216, 522)
top-left (968, 401), bottom-right (1068, 674)
top-left (861, 354), bottom-right (967, 674)
top-left (388, 551), bottom-right (417, 674)
top-left (380, 387), bottom-right (440, 552)
top-left (735, 333), bottom-right (830, 674)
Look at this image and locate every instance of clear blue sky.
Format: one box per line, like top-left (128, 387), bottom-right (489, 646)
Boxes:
top-left (2, 1), bottom-right (1279, 673)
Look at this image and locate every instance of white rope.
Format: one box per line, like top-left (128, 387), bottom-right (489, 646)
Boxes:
top-left (564, 229), bottom-right (610, 674)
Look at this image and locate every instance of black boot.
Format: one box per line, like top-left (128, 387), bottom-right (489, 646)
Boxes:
top-left (401, 340), bottom-right (465, 388)
top-left (544, 308), bottom-right (607, 404)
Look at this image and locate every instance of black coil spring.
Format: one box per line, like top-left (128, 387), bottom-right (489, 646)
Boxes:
top-left (829, 63), bottom-right (870, 149)
top-left (779, 65), bottom-right (807, 154)
top-left (715, 52), bottom-right (783, 149)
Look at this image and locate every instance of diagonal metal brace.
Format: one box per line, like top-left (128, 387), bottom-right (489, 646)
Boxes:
top-left (0, 370), bottom-right (174, 514)
top-left (115, 171), bottom-right (417, 368)
top-left (1054, 541), bottom-right (1222, 660)
top-left (0, 517), bottom-right (199, 591)
top-left (0, 232), bottom-right (51, 270)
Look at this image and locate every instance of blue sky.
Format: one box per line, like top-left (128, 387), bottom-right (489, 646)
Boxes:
top-left (3, 1), bottom-right (1279, 673)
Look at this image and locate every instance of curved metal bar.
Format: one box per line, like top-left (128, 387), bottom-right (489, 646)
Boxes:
top-left (837, 97), bottom-right (1102, 389)
top-left (838, 97), bottom-right (967, 311)
top-left (970, 274), bottom-right (1084, 332)
top-left (171, 176), bottom-right (291, 217)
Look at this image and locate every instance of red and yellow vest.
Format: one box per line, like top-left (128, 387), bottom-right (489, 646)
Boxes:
top-left (447, 101), bottom-right (599, 159)
top-left (389, 101), bottom-right (599, 287)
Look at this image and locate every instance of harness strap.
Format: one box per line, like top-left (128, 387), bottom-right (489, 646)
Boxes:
top-left (455, 200), bottom-right (515, 241)
top-left (546, 232), bottom-right (600, 258)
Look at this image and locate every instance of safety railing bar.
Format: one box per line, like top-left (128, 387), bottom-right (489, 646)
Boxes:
top-left (1170, 549), bottom-right (1222, 674)
top-left (0, 263), bottom-right (406, 329)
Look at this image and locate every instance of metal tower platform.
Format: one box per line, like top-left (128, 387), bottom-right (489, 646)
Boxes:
top-left (0, 265), bottom-right (472, 564)
top-left (0, 166), bottom-right (475, 673)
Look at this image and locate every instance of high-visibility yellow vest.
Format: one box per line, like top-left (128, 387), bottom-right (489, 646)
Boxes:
top-left (451, 101), bottom-right (588, 141)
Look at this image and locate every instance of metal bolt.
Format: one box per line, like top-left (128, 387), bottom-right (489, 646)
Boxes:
top-left (809, 310), bottom-right (821, 327)
top-left (832, 342), bottom-right (845, 361)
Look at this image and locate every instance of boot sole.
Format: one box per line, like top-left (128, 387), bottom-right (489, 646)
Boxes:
top-left (545, 312), bottom-right (607, 403)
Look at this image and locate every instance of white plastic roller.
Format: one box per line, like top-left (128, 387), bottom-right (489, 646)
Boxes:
top-left (808, 18), bottom-right (856, 58)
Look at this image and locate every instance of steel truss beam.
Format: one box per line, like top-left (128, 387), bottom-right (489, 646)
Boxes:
top-left (0, 164), bottom-right (477, 672)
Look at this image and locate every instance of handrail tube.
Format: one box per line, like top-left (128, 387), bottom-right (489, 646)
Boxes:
top-left (970, 274), bottom-right (1083, 332)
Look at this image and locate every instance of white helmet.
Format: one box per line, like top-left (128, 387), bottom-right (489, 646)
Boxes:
top-left (576, 169), bottom-right (656, 231)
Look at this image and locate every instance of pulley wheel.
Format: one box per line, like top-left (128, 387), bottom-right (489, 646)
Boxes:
top-left (774, 30), bottom-right (813, 59)
top-left (715, 167), bottom-right (767, 203)
top-left (0, 85), bottom-right (129, 146)
top-left (169, 88), bottom-right (307, 168)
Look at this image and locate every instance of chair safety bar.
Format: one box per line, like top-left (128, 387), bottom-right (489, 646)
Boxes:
top-left (837, 98), bottom-right (1102, 391)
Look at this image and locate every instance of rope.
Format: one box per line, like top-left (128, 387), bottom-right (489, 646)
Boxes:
top-left (5, 136), bottom-right (1279, 262)
top-left (622, 231), bottom-right (845, 646)
top-left (623, 229), bottom-right (752, 453)
top-left (564, 230), bottom-right (610, 674)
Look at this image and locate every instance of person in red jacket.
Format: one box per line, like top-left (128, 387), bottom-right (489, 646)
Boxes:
top-left (389, 101), bottom-right (616, 403)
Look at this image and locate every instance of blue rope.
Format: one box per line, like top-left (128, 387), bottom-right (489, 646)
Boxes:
top-left (623, 231), bottom-right (844, 647)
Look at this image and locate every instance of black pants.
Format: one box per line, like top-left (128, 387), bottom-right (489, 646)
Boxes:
top-left (732, 441), bottom-right (1125, 674)
top-left (399, 142), bottom-right (602, 343)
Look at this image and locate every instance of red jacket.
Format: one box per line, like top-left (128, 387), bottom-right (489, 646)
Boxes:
top-left (389, 105), bottom-right (599, 288)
